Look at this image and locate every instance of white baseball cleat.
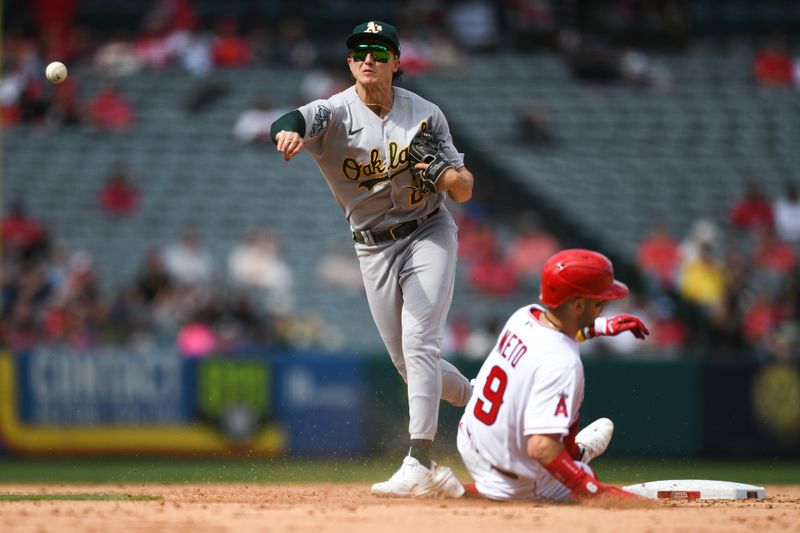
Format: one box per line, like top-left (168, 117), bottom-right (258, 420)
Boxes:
top-left (575, 417), bottom-right (614, 464)
top-left (371, 456), bottom-right (466, 498)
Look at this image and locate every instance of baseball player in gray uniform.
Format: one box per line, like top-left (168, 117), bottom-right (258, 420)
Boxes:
top-left (270, 21), bottom-right (473, 498)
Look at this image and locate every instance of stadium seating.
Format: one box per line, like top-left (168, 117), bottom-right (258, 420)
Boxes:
top-left (411, 44), bottom-right (800, 259)
top-left (4, 41), bottom-right (799, 352)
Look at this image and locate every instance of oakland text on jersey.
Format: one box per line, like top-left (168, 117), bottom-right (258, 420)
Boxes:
top-left (495, 328), bottom-right (528, 368)
top-left (341, 141), bottom-right (411, 192)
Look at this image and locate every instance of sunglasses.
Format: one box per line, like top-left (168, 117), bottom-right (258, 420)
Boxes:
top-left (350, 44), bottom-right (392, 63)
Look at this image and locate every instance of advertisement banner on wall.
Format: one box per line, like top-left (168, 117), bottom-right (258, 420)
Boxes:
top-left (17, 349), bottom-right (190, 424)
top-left (0, 351), bottom-right (285, 455)
top-left (4, 349), bottom-right (795, 458)
top-left (271, 354), bottom-right (366, 455)
top-left (0, 349), bottom-right (367, 456)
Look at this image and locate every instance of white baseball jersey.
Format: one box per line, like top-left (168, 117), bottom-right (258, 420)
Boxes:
top-left (295, 86), bottom-right (464, 232)
top-left (460, 305), bottom-right (585, 482)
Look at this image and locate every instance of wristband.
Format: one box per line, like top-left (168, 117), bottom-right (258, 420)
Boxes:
top-left (576, 325), bottom-right (595, 342)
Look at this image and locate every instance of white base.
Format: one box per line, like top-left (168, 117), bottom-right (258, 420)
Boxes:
top-left (622, 479), bottom-right (766, 500)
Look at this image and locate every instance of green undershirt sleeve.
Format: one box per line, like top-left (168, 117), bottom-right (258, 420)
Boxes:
top-left (270, 110), bottom-right (306, 144)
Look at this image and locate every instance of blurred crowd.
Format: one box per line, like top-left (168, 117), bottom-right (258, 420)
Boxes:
top-left (630, 178), bottom-right (800, 363)
top-left (6, 0), bottom-right (796, 140)
top-left (1, 0), bottom-right (701, 132)
top-left (3, 0), bottom-right (800, 362)
top-left (6, 174), bottom-right (800, 361)
top-left (1, 191), bottom-right (359, 356)
top-left (441, 176), bottom-right (800, 364)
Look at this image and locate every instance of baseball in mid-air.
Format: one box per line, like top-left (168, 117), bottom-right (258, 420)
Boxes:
top-left (45, 61), bottom-right (68, 84)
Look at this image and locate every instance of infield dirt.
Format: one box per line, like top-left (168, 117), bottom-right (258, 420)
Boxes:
top-left (1, 484), bottom-right (798, 532)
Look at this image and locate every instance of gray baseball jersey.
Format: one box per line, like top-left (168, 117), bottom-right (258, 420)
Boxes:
top-left (295, 86), bottom-right (465, 232)
top-left (287, 84), bottom-right (472, 442)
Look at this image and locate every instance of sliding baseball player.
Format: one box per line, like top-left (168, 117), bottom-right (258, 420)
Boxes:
top-left (458, 249), bottom-right (649, 501)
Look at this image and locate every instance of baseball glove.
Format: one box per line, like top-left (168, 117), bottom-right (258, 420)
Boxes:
top-left (407, 130), bottom-right (454, 195)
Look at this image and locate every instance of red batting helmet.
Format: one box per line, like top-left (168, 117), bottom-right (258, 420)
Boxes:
top-left (539, 249), bottom-right (628, 307)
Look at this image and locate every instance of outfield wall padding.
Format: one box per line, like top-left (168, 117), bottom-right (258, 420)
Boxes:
top-left (1, 351), bottom-right (796, 458)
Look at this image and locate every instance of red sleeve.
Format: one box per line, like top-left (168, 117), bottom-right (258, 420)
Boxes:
top-left (563, 417), bottom-right (582, 461)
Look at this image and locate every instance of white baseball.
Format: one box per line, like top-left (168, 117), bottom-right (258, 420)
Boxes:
top-left (45, 61), bottom-right (68, 84)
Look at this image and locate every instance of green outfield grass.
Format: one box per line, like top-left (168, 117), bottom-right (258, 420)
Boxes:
top-left (0, 457), bottom-right (798, 485)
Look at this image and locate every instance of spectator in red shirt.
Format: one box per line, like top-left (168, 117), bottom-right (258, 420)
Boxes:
top-left (98, 165), bottom-right (139, 218)
top-left (637, 219), bottom-right (680, 294)
top-left (29, 0), bottom-right (81, 62)
top-left (753, 228), bottom-right (796, 275)
top-left (88, 83), bottom-right (134, 132)
top-left (468, 250), bottom-right (518, 296)
top-left (2, 200), bottom-right (47, 260)
top-left (754, 36), bottom-right (794, 87)
top-left (458, 220), bottom-right (500, 263)
top-left (730, 178), bottom-right (774, 233)
top-left (212, 18), bottom-right (251, 68)
top-left (742, 295), bottom-right (784, 347)
top-left (41, 302), bottom-right (69, 343)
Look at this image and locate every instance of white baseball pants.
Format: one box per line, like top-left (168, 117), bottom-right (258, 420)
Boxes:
top-left (457, 422), bottom-right (594, 502)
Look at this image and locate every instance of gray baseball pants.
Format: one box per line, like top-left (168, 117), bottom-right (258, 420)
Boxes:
top-left (355, 207), bottom-right (472, 440)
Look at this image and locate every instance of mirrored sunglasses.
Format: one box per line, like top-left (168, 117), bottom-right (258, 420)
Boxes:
top-left (350, 44), bottom-right (392, 63)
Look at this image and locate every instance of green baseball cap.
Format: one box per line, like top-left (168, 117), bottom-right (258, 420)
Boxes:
top-left (346, 20), bottom-right (400, 56)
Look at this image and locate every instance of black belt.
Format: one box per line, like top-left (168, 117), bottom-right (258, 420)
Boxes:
top-left (353, 207), bottom-right (439, 245)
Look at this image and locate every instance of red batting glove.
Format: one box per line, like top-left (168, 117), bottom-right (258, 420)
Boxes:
top-left (594, 314), bottom-right (650, 340)
top-left (543, 449), bottom-right (643, 502)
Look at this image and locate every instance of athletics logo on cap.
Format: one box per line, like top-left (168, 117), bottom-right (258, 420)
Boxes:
top-left (346, 20), bottom-right (401, 56)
